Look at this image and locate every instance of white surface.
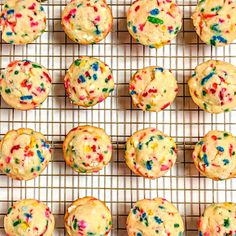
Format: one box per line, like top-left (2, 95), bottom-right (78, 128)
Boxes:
top-left (0, 0), bottom-right (236, 235)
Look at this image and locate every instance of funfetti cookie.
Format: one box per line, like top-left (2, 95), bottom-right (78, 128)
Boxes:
top-left (64, 196), bottom-right (112, 236)
top-left (61, 0), bottom-right (113, 44)
top-left (125, 128), bottom-right (177, 179)
top-left (127, 198), bottom-right (184, 236)
top-left (127, 0), bottom-right (182, 48)
top-left (64, 57), bottom-right (114, 107)
top-left (129, 66), bottom-right (178, 112)
top-left (0, 128), bottom-right (51, 180)
top-left (192, 0), bottom-right (236, 46)
top-left (192, 130), bottom-right (236, 180)
top-left (198, 202), bottom-right (236, 235)
top-left (188, 60), bottom-right (236, 114)
top-left (63, 125), bottom-right (112, 173)
top-left (0, 60), bottom-right (52, 110)
top-left (0, 0), bottom-right (46, 44)
top-left (4, 199), bottom-right (55, 236)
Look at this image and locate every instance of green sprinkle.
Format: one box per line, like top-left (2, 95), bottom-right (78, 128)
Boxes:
top-left (146, 104), bottom-right (151, 110)
top-left (102, 88), bottom-right (108, 92)
top-left (14, 70), bottom-right (19, 75)
top-left (202, 90), bottom-right (207, 96)
top-left (15, 159), bottom-right (20, 164)
top-left (147, 16), bottom-right (164, 25)
top-left (5, 88), bottom-right (11, 94)
top-left (224, 218), bottom-right (230, 228)
top-left (32, 64), bottom-right (42, 69)
top-left (74, 59), bottom-right (81, 66)
top-left (174, 223), bottom-right (180, 228)
top-left (7, 207), bottom-right (12, 214)
top-left (13, 219), bottom-right (22, 227)
top-left (73, 219), bottom-right (77, 230)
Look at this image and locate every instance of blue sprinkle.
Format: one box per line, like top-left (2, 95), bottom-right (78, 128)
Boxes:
top-left (6, 32), bottom-right (12, 36)
top-left (138, 142), bottom-right (143, 150)
top-left (137, 233), bottom-right (142, 236)
top-left (154, 216), bottom-right (163, 224)
top-left (41, 139), bottom-right (50, 149)
top-left (37, 150), bottom-right (45, 163)
top-left (216, 146), bottom-right (224, 152)
top-left (198, 141), bottom-right (204, 146)
top-left (141, 212), bottom-right (146, 218)
top-left (132, 26), bottom-right (137, 33)
top-left (223, 159), bottom-right (229, 165)
top-left (157, 135), bottom-right (164, 140)
top-left (203, 153), bottom-right (209, 166)
top-left (95, 25), bottom-right (101, 35)
top-left (211, 35), bottom-right (227, 45)
top-left (201, 72), bottom-right (215, 85)
top-left (150, 8), bottom-right (159, 15)
top-left (24, 213), bottom-right (32, 219)
top-left (192, 72), bottom-right (197, 77)
top-left (155, 67), bottom-right (164, 72)
top-left (7, 9), bottom-right (14, 14)
top-left (92, 62), bottom-right (99, 71)
top-left (93, 74), bottom-right (97, 80)
top-left (20, 95), bottom-right (33, 100)
top-left (79, 75), bottom-right (86, 83)
top-left (159, 206), bottom-right (165, 209)
top-left (130, 90), bottom-right (136, 95)
top-left (199, 231), bottom-right (203, 236)
top-left (146, 160), bottom-right (153, 170)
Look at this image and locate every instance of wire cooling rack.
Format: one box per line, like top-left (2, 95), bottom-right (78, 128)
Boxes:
top-left (0, 0), bottom-right (236, 235)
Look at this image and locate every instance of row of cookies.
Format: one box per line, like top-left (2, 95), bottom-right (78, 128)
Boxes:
top-left (4, 196), bottom-right (236, 235)
top-left (1, 0), bottom-right (236, 48)
top-left (0, 126), bottom-right (235, 181)
top-left (1, 57), bottom-right (236, 114)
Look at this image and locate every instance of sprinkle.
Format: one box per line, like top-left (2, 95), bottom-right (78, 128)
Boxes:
top-left (146, 160), bottom-right (153, 170)
top-left (201, 72), bottom-right (215, 85)
top-left (79, 75), bottom-right (86, 83)
top-left (13, 219), bottom-right (22, 227)
top-left (150, 8), bottom-right (159, 15)
top-left (202, 153), bottom-right (209, 166)
top-left (224, 218), bottom-right (230, 228)
top-left (32, 64), bottom-right (42, 69)
top-left (37, 150), bottom-right (45, 163)
top-left (147, 16), bottom-right (164, 25)
top-left (216, 146), bottom-right (224, 152)
top-left (210, 35), bottom-right (227, 46)
top-left (132, 26), bottom-right (137, 33)
top-left (155, 67), bottom-right (164, 72)
top-left (223, 159), bottom-right (229, 165)
top-left (20, 95), bottom-right (33, 100)
top-left (92, 62), bottom-right (99, 71)
top-left (154, 216), bottom-right (163, 224)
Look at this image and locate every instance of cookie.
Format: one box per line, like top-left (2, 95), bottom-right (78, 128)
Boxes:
top-left (188, 60), bottom-right (236, 114)
top-left (4, 199), bottom-right (55, 236)
top-left (64, 196), bottom-right (112, 236)
top-left (192, 0), bottom-right (236, 47)
top-left (64, 57), bottom-right (114, 107)
top-left (127, 0), bottom-right (182, 48)
top-left (0, 60), bottom-right (52, 110)
top-left (129, 66), bottom-right (178, 112)
top-left (192, 130), bottom-right (236, 180)
top-left (198, 202), bottom-right (236, 235)
top-left (0, 0), bottom-right (46, 44)
top-left (0, 128), bottom-right (51, 180)
top-left (63, 125), bottom-right (112, 173)
top-left (127, 198), bottom-right (184, 236)
top-left (125, 128), bottom-right (177, 179)
top-left (61, 0), bottom-right (113, 44)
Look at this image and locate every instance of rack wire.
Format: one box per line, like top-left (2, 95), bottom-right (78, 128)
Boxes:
top-left (0, 0), bottom-right (236, 235)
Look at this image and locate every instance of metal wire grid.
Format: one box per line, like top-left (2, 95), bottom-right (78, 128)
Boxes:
top-left (0, 0), bottom-right (236, 235)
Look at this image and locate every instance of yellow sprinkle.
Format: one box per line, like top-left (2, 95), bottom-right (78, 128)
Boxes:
top-left (84, 145), bottom-right (92, 153)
